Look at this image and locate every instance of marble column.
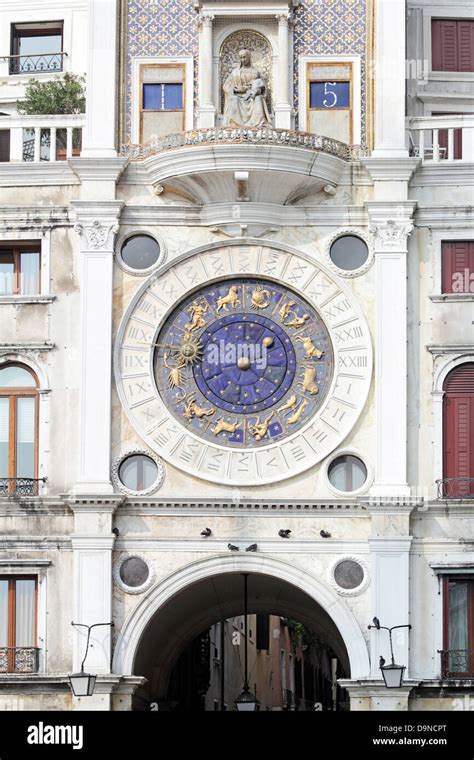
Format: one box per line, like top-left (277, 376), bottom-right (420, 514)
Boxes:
top-left (82, 0), bottom-right (119, 157)
top-left (69, 496), bottom-right (122, 710)
top-left (198, 12), bottom-right (216, 128)
top-left (72, 201), bottom-right (124, 495)
top-left (275, 13), bottom-right (292, 129)
top-left (367, 206), bottom-right (415, 497)
top-left (372, 0), bottom-right (408, 158)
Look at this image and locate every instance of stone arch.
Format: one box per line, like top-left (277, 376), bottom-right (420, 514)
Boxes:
top-left (112, 554), bottom-right (370, 685)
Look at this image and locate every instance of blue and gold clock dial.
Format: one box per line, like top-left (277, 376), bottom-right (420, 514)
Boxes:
top-left (154, 278), bottom-right (334, 448)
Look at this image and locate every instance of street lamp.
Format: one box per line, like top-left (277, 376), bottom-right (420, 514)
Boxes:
top-left (368, 617), bottom-right (412, 689)
top-left (68, 621), bottom-right (114, 697)
top-left (235, 573), bottom-right (258, 712)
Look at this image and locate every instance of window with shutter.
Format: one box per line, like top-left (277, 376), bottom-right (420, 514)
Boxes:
top-left (443, 364), bottom-right (474, 496)
top-left (432, 19), bottom-right (474, 72)
top-left (458, 21), bottom-right (474, 72)
top-left (441, 241), bottom-right (474, 294)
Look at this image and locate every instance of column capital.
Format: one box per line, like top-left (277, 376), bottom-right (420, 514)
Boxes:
top-left (74, 219), bottom-right (119, 252)
top-left (72, 200), bottom-right (125, 252)
top-left (276, 12), bottom-right (291, 24)
top-left (368, 219), bottom-right (414, 252)
top-left (198, 11), bottom-right (214, 27)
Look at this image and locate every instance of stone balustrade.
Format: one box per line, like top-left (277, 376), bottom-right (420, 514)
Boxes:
top-left (120, 127), bottom-right (369, 162)
top-left (0, 113), bottom-right (84, 162)
top-left (409, 115), bottom-right (474, 163)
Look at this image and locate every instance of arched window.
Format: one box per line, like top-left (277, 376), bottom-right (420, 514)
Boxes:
top-left (0, 364), bottom-right (39, 495)
top-left (443, 363), bottom-right (474, 497)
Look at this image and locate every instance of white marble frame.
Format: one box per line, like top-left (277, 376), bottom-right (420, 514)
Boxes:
top-left (429, 228), bottom-right (474, 298)
top-left (113, 553), bottom-right (156, 595)
top-left (111, 448), bottom-right (165, 497)
top-left (115, 227), bottom-right (167, 277)
top-left (212, 21), bottom-right (280, 125)
top-left (324, 227), bottom-right (374, 279)
top-left (298, 54), bottom-right (362, 144)
top-left (0, 228), bottom-right (51, 298)
top-left (114, 239), bottom-right (373, 486)
top-left (324, 446), bottom-right (374, 498)
top-left (431, 352), bottom-right (474, 492)
top-left (328, 555), bottom-right (370, 597)
top-left (130, 56), bottom-right (194, 144)
top-left (0, 352), bottom-right (50, 495)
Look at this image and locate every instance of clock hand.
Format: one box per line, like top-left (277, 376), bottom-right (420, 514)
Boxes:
top-left (136, 340), bottom-right (181, 351)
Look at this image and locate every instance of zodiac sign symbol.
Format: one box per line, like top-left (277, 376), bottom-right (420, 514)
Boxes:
top-left (180, 393), bottom-right (215, 422)
top-left (297, 365), bottom-right (319, 395)
top-left (295, 335), bottom-right (324, 360)
top-left (286, 400), bottom-right (308, 425)
top-left (211, 417), bottom-right (241, 435)
top-left (163, 353), bottom-right (186, 390)
top-left (277, 395), bottom-right (297, 413)
top-left (185, 300), bottom-right (208, 332)
top-left (248, 412), bottom-right (273, 441)
top-left (250, 285), bottom-right (271, 310)
top-left (216, 286), bottom-right (239, 312)
top-left (285, 313), bottom-right (310, 329)
top-left (278, 300), bottom-right (295, 321)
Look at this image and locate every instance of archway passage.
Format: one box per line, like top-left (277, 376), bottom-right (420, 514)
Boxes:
top-left (131, 571), bottom-right (351, 711)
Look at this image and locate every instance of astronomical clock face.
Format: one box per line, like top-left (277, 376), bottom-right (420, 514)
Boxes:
top-left (115, 243), bottom-right (372, 486)
top-left (154, 279), bottom-right (334, 448)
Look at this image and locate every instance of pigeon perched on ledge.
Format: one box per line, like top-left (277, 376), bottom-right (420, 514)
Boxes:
top-left (228, 543), bottom-right (239, 551)
top-left (245, 543), bottom-right (258, 552)
top-left (200, 527), bottom-right (212, 537)
top-left (320, 530), bottom-right (331, 538)
top-left (278, 529), bottom-right (291, 538)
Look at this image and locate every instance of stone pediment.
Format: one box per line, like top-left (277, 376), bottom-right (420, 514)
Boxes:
top-left (194, 0), bottom-right (300, 16)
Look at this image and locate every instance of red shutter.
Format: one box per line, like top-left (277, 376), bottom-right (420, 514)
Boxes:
top-left (443, 364), bottom-right (474, 493)
top-left (432, 20), bottom-right (458, 71)
top-left (441, 241), bottom-right (474, 293)
top-left (458, 21), bottom-right (474, 72)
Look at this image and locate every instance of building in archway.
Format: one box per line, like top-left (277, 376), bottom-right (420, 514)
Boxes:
top-left (0, 0), bottom-right (473, 712)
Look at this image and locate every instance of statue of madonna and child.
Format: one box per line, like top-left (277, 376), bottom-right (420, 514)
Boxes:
top-left (222, 49), bottom-right (272, 128)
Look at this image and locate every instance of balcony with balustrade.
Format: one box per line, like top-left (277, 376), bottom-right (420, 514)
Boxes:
top-left (408, 115), bottom-right (474, 164)
top-left (0, 114), bottom-right (84, 166)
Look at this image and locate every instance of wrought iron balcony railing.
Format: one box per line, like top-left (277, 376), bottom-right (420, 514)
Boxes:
top-left (120, 127), bottom-right (369, 162)
top-left (436, 478), bottom-right (474, 499)
top-left (0, 647), bottom-right (40, 674)
top-left (439, 649), bottom-right (474, 679)
top-left (2, 52), bottom-right (66, 75)
top-left (0, 478), bottom-right (46, 496)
